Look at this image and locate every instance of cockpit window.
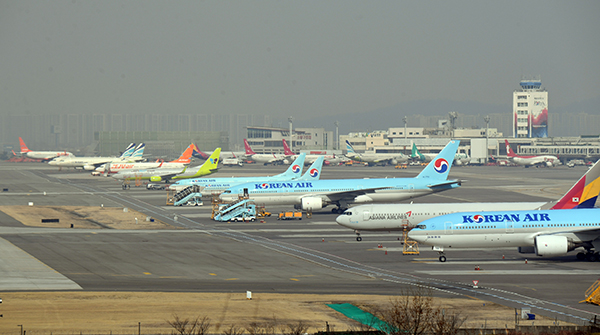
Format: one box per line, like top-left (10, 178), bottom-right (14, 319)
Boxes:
top-left (223, 190), bottom-right (231, 194)
top-left (416, 224), bottom-right (426, 229)
top-left (345, 212), bottom-right (352, 216)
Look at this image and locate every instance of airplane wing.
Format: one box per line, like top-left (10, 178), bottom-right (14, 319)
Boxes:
top-left (427, 179), bottom-right (462, 190)
top-left (306, 186), bottom-right (395, 203)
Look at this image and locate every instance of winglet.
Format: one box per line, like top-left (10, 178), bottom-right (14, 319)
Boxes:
top-left (243, 139), bottom-right (257, 155)
top-left (547, 159), bottom-right (600, 209)
top-left (279, 153), bottom-right (306, 178)
top-left (19, 137), bottom-right (31, 153)
top-left (282, 139), bottom-right (295, 156)
top-left (416, 140), bottom-right (460, 180)
top-left (297, 155), bottom-right (324, 181)
top-left (505, 139), bottom-right (517, 158)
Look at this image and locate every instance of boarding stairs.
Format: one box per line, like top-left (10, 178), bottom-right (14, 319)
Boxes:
top-left (581, 279), bottom-right (600, 305)
top-left (213, 199), bottom-right (256, 222)
top-left (173, 185), bottom-right (204, 206)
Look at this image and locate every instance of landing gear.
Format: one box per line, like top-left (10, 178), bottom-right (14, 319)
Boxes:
top-left (331, 207), bottom-right (347, 214)
top-left (587, 252), bottom-right (599, 262)
top-left (434, 247), bottom-right (446, 262)
top-left (439, 255), bottom-right (447, 262)
top-left (355, 230), bottom-right (362, 242)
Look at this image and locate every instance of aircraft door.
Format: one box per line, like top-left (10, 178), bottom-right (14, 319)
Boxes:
top-left (505, 222), bottom-right (514, 233)
top-left (363, 211), bottom-right (370, 221)
top-left (243, 188), bottom-right (249, 198)
top-left (444, 221), bottom-right (453, 234)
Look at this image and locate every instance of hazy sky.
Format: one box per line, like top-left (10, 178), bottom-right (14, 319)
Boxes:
top-left (1, 1), bottom-right (599, 121)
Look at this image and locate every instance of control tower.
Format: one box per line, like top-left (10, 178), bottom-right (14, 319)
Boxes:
top-left (513, 76), bottom-right (548, 138)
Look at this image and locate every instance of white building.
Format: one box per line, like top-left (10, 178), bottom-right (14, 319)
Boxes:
top-left (513, 76), bottom-right (548, 138)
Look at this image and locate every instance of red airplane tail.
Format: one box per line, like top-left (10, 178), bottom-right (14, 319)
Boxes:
top-left (19, 137), bottom-right (31, 153)
top-left (282, 139), bottom-right (295, 156)
top-left (504, 139), bottom-right (518, 157)
top-left (243, 139), bottom-right (257, 155)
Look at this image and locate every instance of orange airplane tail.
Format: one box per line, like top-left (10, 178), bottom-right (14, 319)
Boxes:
top-left (19, 137), bottom-right (31, 153)
top-left (170, 144), bottom-right (194, 163)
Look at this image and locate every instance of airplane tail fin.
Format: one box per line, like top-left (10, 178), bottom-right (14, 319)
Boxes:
top-left (119, 143), bottom-right (136, 159)
top-left (278, 153), bottom-right (306, 178)
top-left (129, 143), bottom-right (145, 161)
top-left (19, 137), bottom-right (31, 153)
top-left (505, 139), bottom-right (517, 157)
top-left (345, 140), bottom-right (356, 154)
top-left (411, 143), bottom-right (426, 161)
top-left (547, 159), bottom-right (600, 209)
top-left (244, 139), bottom-right (257, 155)
top-left (282, 139), bottom-right (295, 156)
top-left (170, 144), bottom-right (195, 163)
top-left (192, 148), bottom-right (221, 177)
top-left (416, 140), bottom-right (460, 180)
top-left (192, 144), bottom-right (210, 160)
top-left (297, 155), bottom-right (324, 181)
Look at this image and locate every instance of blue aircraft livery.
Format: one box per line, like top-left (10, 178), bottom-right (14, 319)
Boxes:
top-left (220, 140), bottom-right (461, 211)
top-left (408, 208), bottom-right (600, 261)
top-left (463, 213), bottom-right (551, 223)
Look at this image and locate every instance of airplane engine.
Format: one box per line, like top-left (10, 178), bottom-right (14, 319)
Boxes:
top-left (283, 159), bottom-right (290, 165)
top-left (546, 161), bottom-right (553, 167)
top-left (301, 197), bottom-right (324, 211)
top-left (83, 165), bottom-right (96, 171)
top-left (150, 176), bottom-right (163, 182)
top-left (534, 235), bottom-right (575, 256)
top-left (390, 159), bottom-right (398, 165)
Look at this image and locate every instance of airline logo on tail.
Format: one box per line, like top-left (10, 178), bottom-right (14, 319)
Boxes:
top-left (433, 158), bottom-right (449, 174)
top-left (346, 140), bottom-right (356, 153)
top-left (292, 164), bottom-right (301, 173)
top-left (171, 144), bottom-right (195, 163)
top-left (282, 139), bottom-right (295, 156)
top-left (309, 168), bottom-right (319, 178)
top-left (505, 140), bottom-right (517, 157)
top-left (19, 137), bottom-right (31, 153)
top-left (243, 139), bottom-right (257, 155)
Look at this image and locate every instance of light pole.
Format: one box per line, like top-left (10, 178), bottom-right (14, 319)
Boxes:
top-left (288, 116), bottom-right (293, 153)
top-left (484, 115), bottom-right (490, 164)
top-left (403, 116), bottom-right (407, 139)
top-left (18, 325), bottom-right (23, 335)
top-left (334, 121), bottom-right (339, 150)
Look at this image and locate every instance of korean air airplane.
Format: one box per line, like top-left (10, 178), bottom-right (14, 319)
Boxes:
top-left (168, 154), bottom-right (325, 197)
top-left (337, 158), bottom-right (600, 241)
top-left (220, 140), bottom-right (461, 213)
top-left (409, 161), bottom-right (600, 262)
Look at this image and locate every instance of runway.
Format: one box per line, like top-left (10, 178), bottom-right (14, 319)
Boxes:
top-left (0, 162), bottom-right (598, 324)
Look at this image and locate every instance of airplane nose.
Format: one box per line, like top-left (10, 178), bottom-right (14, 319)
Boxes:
top-left (335, 214), bottom-right (349, 226)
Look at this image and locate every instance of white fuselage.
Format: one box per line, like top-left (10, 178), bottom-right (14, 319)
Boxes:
top-left (104, 161), bottom-right (187, 174)
top-left (26, 151), bottom-right (74, 160)
top-left (336, 202), bottom-right (547, 231)
top-left (511, 155), bottom-right (559, 167)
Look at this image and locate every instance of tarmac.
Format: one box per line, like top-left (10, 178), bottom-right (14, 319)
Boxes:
top-left (0, 162), bottom-right (599, 325)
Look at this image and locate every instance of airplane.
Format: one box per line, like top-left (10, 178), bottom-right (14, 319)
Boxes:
top-left (504, 139), bottom-right (559, 167)
top-left (176, 154), bottom-right (325, 198)
top-left (48, 143), bottom-right (142, 170)
top-left (102, 144), bottom-right (195, 175)
top-left (243, 139), bottom-right (293, 165)
top-left (168, 153), bottom-right (308, 193)
top-left (345, 140), bottom-right (408, 166)
top-left (18, 137), bottom-right (74, 160)
top-left (219, 140), bottom-right (461, 213)
top-left (411, 143), bottom-right (470, 166)
top-left (112, 149), bottom-right (221, 187)
top-left (336, 157), bottom-right (600, 241)
top-left (407, 161), bottom-right (600, 262)
top-left (193, 145), bottom-right (244, 161)
top-left (282, 139), bottom-right (346, 166)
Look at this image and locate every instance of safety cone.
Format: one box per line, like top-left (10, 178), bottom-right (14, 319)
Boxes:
top-left (322, 238), bottom-right (325, 242)
top-left (385, 250), bottom-right (387, 255)
top-left (378, 243), bottom-right (382, 248)
top-left (502, 255), bottom-right (505, 259)
top-left (525, 259), bottom-right (528, 264)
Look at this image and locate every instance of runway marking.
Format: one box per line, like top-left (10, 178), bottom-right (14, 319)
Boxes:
top-left (209, 273), bottom-right (217, 276)
top-left (290, 278), bottom-right (299, 281)
top-left (225, 278), bottom-right (238, 281)
top-left (415, 270), bottom-right (598, 275)
top-left (143, 272), bottom-right (151, 275)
